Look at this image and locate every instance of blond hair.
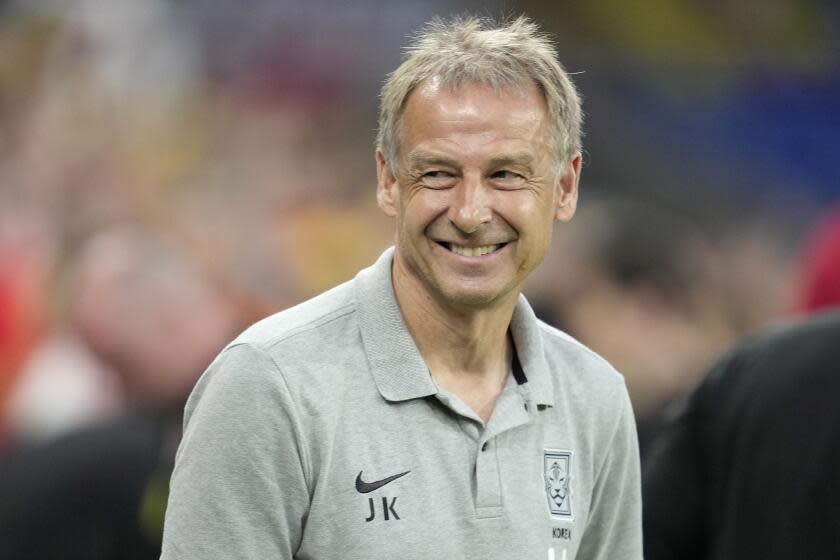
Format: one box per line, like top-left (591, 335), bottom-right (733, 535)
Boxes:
top-left (377, 15), bottom-right (582, 173)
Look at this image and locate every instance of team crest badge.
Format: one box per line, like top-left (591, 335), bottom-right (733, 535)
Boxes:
top-left (544, 450), bottom-right (572, 519)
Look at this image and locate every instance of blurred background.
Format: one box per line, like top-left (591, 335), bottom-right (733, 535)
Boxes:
top-left (0, 0), bottom-right (837, 557)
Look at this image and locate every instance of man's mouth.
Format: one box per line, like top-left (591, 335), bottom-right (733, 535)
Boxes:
top-left (438, 242), bottom-right (505, 257)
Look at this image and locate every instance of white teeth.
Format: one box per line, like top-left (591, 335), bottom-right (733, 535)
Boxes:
top-left (449, 244), bottom-right (500, 257)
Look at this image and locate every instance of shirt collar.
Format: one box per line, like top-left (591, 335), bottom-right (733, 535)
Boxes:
top-left (354, 247), bottom-right (555, 407)
top-left (509, 293), bottom-right (555, 407)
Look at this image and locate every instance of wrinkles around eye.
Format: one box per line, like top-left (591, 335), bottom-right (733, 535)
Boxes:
top-left (411, 169), bottom-right (532, 190)
top-left (418, 171), bottom-right (456, 189)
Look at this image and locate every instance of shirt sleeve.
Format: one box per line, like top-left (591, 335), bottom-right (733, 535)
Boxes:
top-left (160, 342), bottom-right (311, 559)
top-left (576, 382), bottom-right (643, 560)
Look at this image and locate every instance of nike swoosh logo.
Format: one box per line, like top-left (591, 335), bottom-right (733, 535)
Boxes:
top-left (355, 470), bottom-right (411, 493)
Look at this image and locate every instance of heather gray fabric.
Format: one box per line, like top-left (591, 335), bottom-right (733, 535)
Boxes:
top-left (160, 248), bottom-right (642, 559)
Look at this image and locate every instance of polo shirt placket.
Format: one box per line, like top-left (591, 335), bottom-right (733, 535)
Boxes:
top-left (438, 361), bottom-right (543, 521)
top-left (357, 251), bottom-right (560, 524)
top-left (434, 374), bottom-right (533, 518)
top-left (475, 385), bottom-right (530, 518)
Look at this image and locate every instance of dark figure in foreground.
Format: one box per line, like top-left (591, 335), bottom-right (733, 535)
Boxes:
top-left (643, 311), bottom-right (840, 559)
top-left (0, 410), bottom-right (178, 560)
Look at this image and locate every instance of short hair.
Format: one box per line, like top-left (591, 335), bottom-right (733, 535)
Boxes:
top-left (377, 15), bottom-right (583, 174)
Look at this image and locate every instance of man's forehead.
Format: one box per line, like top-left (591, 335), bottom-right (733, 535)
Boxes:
top-left (401, 80), bottom-right (550, 143)
top-left (410, 75), bottom-right (546, 110)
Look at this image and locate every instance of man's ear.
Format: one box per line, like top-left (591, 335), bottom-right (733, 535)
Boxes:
top-left (376, 149), bottom-right (398, 217)
top-left (554, 152), bottom-right (581, 222)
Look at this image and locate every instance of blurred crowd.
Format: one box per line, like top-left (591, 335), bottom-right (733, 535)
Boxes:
top-left (0, 0), bottom-right (838, 557)
top-left (0, 0), bottom-right (401, 449)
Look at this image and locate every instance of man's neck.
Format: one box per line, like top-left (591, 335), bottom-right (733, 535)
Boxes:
top-left (391, 258), bottom-right (518, 421)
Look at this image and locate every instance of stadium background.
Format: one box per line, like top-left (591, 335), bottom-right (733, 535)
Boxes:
top-left (0, 0), bottom-right (838, 555)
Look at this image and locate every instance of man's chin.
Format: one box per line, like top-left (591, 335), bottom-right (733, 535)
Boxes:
top-left (394, 253), bottom-right (518, 310)
top-left (434, 282), bottom-right (513, 310)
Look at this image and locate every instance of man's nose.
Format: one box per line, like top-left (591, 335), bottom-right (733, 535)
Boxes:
top-left (448, 173), bottom-right (491, 234)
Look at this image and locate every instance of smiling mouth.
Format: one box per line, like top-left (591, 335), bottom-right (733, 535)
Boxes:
top-left (438, 242), bottom-right (506, 257)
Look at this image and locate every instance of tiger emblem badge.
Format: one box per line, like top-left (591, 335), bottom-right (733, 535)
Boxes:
top-left (544, 450), bottom-right (572, 518)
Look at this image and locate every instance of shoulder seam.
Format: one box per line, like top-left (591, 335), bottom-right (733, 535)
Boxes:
top-left (268, 304), bottom-right (356, 350)
top-left (245, 303), bottom-right (357, 352)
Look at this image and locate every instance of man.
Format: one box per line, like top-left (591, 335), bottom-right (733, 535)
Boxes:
top-left (161, 16), bottom-right (642, 559)
top-left (643, 311), bottom-right (840, 559)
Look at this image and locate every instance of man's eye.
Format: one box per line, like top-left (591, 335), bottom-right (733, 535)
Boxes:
top-left (420, 171), bottom-right (456, 188)
top-left (491, 170), bottom-right (524, 181)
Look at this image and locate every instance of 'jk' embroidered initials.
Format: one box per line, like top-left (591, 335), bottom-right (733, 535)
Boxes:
top-left (365, 497), bottom-right (400, 522)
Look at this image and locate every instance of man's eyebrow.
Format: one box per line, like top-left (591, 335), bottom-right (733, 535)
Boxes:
top-left (487, 153), bottom-right (536, 169)
top-left (406, 152), bottom-right (458, 170)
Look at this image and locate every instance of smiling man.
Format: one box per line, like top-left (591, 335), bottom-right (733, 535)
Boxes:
top-left (161, 16), bottom-right (642, 560)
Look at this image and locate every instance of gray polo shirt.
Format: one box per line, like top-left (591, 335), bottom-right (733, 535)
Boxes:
top-left (160, 248), bottom-right (642, 559)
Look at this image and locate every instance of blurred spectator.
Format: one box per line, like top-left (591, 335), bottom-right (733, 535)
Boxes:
top-left (643, 311), bottom-right (840, 559)
top-left (0, 214), bottom-right (50, 429)
top-left (0, 227), bottom-right (237, 559)
top-left (0, 196), bottom-right (56, 452)
top-left (713, 216), bottom-right (801, 334)
top-left (529, 196), bottom-right (735, 453)
top-left (791, 205), bottom-right (840, 314)
top-left (5, 227), bottom-right (235, 441)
